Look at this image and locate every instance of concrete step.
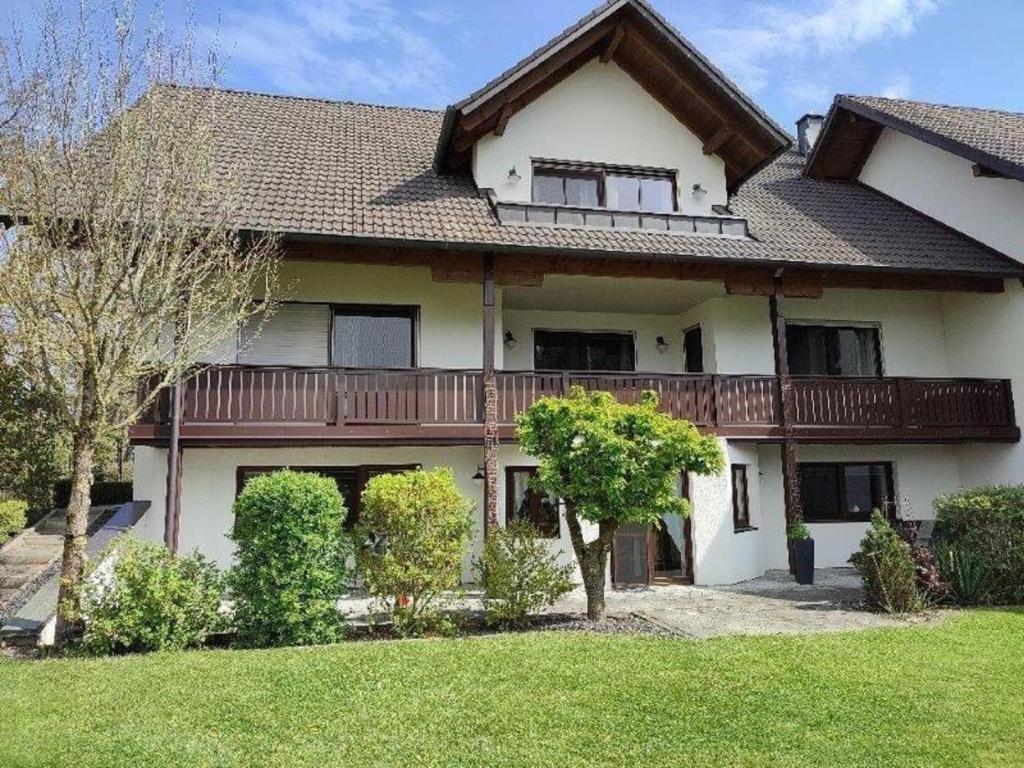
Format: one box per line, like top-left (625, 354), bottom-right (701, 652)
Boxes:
top-left (0, 548), bottom-right (58, 567)
top-left (0, 570), bottom-right (36, 590)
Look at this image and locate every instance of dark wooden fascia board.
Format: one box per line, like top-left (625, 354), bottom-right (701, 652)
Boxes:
top-left (809, 95), bottom-right (1024, 184)
top-left (275, 235), bottom-right (1018, 291)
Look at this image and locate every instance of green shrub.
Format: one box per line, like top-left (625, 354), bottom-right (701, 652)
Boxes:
top-left (476, 521), bottom-right (575, 628)
top-left (0, 499), bottom-right (28, 544)
top-left (787, 521), bottom-right (810, 541)
top-left (849, 511), bottom-right (924, 613)
top-left (932, 541), bottom-right (993, 606)
top-left (933, 485), bottom-right (1024, 604)
top-left (53, 479), bottom-right (133, 509)
top-left (229, 470), bottom-right (352, 648)
top-left (77, 536), bottom-right (225, 655)
top-left (357, 468), bottom-right (473, 637)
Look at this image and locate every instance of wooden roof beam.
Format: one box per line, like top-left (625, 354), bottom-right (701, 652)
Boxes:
top-left (600, 24), bottom-right (626, 63)
top-left (703, 126), bottom-right (733, 156)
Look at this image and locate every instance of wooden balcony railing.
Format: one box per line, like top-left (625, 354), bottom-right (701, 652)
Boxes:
top-left (135, 366), bottom-right (1019, 444)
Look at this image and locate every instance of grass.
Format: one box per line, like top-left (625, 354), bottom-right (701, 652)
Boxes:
top-left (1, 610), bottom-right (1022, 768)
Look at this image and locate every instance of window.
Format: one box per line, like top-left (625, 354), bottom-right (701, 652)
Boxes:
top-left (683, 326), bottom-right (704, 373)
top-left (732, 465), bottom-right (751, 531)
top-left (786, 323), bottom-right (882, 377)
top-left (532, 163), bottom-right (676, 213)
top-left (333, 305), bottom-right (416, 368)
top-left (798, 462), bottom-right (894, 523)
top-left (533, 330), bottom-right (635, 372)
top-left (506, 467), bottom-right (560, 538)
top-left (236, 464), bottom-right (419, 529)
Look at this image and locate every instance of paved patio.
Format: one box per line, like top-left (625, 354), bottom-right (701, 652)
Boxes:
top-left (563, 569), bottom-right (945, 638)
top-left (342, 568), bottom-right (945, 638)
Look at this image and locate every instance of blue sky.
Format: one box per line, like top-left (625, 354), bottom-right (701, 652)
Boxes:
top-left (8, 0), bottom-right (1024, 129)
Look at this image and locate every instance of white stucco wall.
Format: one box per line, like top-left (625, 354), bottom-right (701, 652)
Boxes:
top-left (502, 309), bottom-right (683, 373)
top-left (132, 445), bottom-right (168, 544)
top-left (246, 261), bottom-right (494, 369)
top-left (757, 443), bottom-right (963, 570)
top-left (689, 440), bottom-right (766, 585)
top-left (859, 127), bottom-right (1024, 262)
top-left (942, 280), bottom-right (1024, 486)
top-left (473, 59), bottom-right (728, 216)
top-left (782, 288), bottom-right (952, 376)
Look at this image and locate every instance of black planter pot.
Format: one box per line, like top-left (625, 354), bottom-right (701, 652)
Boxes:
top-left (789, 538), bottom-right (815, 585)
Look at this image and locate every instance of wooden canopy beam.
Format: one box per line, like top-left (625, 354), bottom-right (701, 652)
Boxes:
top-left (601, 24), bottom-right (626, 63)
top-left (703, 126), bottom-right (734, 156)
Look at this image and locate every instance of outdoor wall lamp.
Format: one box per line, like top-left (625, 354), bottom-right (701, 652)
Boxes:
top-left (472, 465), bottom-right (485, 482)
top-left (691, 183), bottom-right (707, 198)
top-left (655, 335), bottom-right (669, 353)
top-left (507, 166), bottom-right (521, 184)
top-left (504, 330), bottom-right (517, 348)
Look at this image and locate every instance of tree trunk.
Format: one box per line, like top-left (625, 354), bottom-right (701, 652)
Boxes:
top-left (564, 504), bottom-right (618, 622)
top-left (54, 375), bottom-right (100, 647)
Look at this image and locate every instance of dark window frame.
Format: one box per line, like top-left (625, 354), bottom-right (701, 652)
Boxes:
top-left (798, 461), bottom-right (896, 523)
top-left (531, 160), bottom-right (678, 213)
top-left (731, 464), bottom-right (753, 532)
top-left (505, 466), bottom-right (560, 538)
top-left (785, 321), bottom-right (884, 378)
top-left (236, 464), bottom-right (420, 529)
top-left (331, 303), bottom-right (419, 369)
top-left (532, 329), bottom-right (637, 372)
top-left (683, 324), bottom-right (704, 373)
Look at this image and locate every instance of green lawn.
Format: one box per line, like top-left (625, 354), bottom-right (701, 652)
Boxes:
top-left (2, 611), bottom-right (1022, 768)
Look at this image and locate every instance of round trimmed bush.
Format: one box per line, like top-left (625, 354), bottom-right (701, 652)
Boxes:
top-left (229, 469), bottom-right (352, 647)
top-left (356, 468), bottom-right (473, 636)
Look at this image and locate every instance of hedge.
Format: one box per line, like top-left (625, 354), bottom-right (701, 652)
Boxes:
top-left (53, 480), bottom-right (133, 509)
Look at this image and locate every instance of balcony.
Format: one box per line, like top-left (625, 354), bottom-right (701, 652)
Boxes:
top-left (129, 366), bottom-right (1019, 446)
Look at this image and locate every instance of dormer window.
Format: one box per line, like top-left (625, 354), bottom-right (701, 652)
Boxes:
top-left (531, 161), bottom-right (676, 213)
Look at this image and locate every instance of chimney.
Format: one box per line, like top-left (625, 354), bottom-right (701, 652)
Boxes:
top-left (796, 114), bottom-right (824, 155)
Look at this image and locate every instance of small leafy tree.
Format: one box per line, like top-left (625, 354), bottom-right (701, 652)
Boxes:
top-left (357, 468), bottom-right (474, 636)
top-left (476, 521), bottom-right (575, 628)
top-left (229, 471), bottom-right (352, 647)
top-left (517, 388), bottom-right (724, 620)
top-left (76, 536), bottom-right (225, 655)
top-left (850, 511), bottom-right (924, 613)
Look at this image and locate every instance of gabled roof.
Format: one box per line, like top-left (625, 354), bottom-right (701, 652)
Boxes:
top-left (148, 86), bottom-right (1023, 279)
top-left (433, 0), bottom-right (792, 192)
top-left (806, 95), bottom-right (1024, 183)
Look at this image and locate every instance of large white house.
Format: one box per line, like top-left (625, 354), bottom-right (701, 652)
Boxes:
top-left (131, 0), bottom-right (1024, 587)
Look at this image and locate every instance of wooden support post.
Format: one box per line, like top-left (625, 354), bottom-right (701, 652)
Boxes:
top-left (769, 286), bottom-right (803, 567)
top-left (164, 382), bottom-right (183, 553)
top-left (482, 253), bottom-right (500, 534)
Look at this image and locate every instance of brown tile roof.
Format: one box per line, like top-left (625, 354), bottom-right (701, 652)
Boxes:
top-left (838, 96), bottom-right (1024, 182)
top-left (172, 85), bottom-right (1022, 277)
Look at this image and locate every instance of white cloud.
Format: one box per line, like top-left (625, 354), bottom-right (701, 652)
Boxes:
top-left (700, 0), bottom-right (940, 95)
top-left (880, 72), bottom-right (913, 98)
top-left (204, 0), bottom-right (455, 103)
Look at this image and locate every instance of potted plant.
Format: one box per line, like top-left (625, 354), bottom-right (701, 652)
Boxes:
top-left (787, 521), bottom-right (815, 585)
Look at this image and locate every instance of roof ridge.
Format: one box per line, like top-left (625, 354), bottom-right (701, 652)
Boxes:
top-left (157, 83), bottom-right (444, 115)
top-left (843, 93), bottom-right (1024, 120)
